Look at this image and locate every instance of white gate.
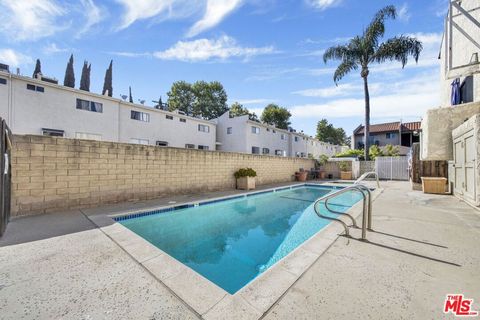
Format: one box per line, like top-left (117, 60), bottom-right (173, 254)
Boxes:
top-left (375, 156), bottom-right (409, 180)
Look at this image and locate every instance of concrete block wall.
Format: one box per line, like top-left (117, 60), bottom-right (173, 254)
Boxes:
top-left (11, 135), bottom-right (315, 216)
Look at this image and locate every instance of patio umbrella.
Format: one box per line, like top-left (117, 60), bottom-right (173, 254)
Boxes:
top-left (451, 78), bottom-right (461, 105)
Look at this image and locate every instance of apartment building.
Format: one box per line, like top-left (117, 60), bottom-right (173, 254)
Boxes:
top-left (215, 111), bottom-right (343, 158)
top-left (0, 70), bottom-right (216, 150)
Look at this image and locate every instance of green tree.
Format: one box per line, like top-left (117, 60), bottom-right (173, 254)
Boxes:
top-left (79, 61), bottom-right (91, 91)
top-left (323, 5), bottom-right (422, 160)
top-left (102, 60), bottom-right (113, 97)
top-left (192, 81), bottom-right (228, 119)
top-left (229, 102), bottom-right (259, 122)
top-left (369, 145), bottom-right (383, 159)
top-left (32, 59), bottom-right (42, 78)
top-left (167, 81), bottom-right (195, 116)
top-left (316, 119), bottom-right (349, 145)
top-left (260, 104), bottom-right (291, 129)
top-left (63, 54), bottom-right (75, 88)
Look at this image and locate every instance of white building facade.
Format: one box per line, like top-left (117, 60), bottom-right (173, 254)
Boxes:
top-left (0, 71), bottom-right (216, 150)
top-left (215, 111), bottom-right (343, 158)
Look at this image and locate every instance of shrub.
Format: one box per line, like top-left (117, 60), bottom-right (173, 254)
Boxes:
top-left (318, 154), bottom-right (329, 166)
top-left (369, 145), bottom-right (383, 159)
top-left (234, 168), bottom-right (257, 179)
top-left (338, 161), bottom-right (349, 171)
top-left (335, 149), bottom-right (364, 159)
top-left (383, 144), bottom-right (400, 156)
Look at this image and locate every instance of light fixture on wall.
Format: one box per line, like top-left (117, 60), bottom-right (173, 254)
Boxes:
top-left (470, 52), bottom-right (479, 64)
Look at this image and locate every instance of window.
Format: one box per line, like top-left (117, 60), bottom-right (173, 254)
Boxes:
top-left (262, 148), bottom-right (270, 154)
top-left (42, 128), bottom-right (64, 137)
top-left (275, 149), bottom-right (285, 156)
top-left (166, 115), bottom-right (174, 120)
top-left (36, 86), bottom-right (44, 92)
top-left (198, 124), bottom-right (210, 133)
top-left (198, 145), bottom-right (209, 150)
top-left (185, 144), bottom-right (195, 149)
top-left (75, 132), bottom-right (102, 140)
top-left (26, 84), bottom-right (35, 91)
top-left (386, 133), bottom-right (396, 139)
top-left (0, 78), bottom-right (6, 85)
top-left (130, 138), bottom-right (149, 145)
top-left (179, 118), bottom-right (186, 123)
top-left (252, 146), bottom-right (260, 154)
top-left (280, 134), bottom-right (287, 140)
top-left (27, 84), bottom-right (44, 92)
top-left (156, 141), bottom-right (168, 146)
top-left (227, 127), bottom-right (233, 134)
top-left (251, 126), bottom-right (260, 134)
top-left (294, 136), bottom-right (299, 142)
top-left (76, 98), bottom-right (103, 113)
top-left (131, 110), bottom-right (150, 122)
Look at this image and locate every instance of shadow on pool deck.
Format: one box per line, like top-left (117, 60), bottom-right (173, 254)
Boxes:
top-left (1, 180), bottom-right (479, 320)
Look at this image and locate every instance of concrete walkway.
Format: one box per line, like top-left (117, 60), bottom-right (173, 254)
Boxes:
top-left (1, 181), bottom-right (479, 319)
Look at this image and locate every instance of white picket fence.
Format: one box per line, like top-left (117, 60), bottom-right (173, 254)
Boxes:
top-left (351, 156), bottom-right (409, 181)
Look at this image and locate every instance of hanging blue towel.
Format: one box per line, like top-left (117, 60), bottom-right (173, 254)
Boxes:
top-left (451, 78), bottom-right (460, 105)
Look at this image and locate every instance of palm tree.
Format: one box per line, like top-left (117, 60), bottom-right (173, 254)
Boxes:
top-left (323, 5), bottom-right (422, 160)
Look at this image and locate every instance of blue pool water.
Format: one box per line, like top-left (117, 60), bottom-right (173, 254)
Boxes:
top-left (119, 185), bottom-right (362, 294)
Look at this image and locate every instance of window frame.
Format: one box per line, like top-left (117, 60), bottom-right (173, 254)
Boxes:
top-left (0, 78), bottom-right (6, 85)
top-left (251, 146), bottom-right (260, 154)
top-left (156, 141), bottom-right (168, 147)
top-left (131, 110), bottom-right (150, 122)
top-left (76, 98), bottom-right (103, 113)
top-left (166, 115), bottom-right (174, 120)
top-left (227, 127), bottom-right (233, 134)
top-left (198, 124), bottom-right (210, 133)
top-left (251, 126), bottom-right (260, 134)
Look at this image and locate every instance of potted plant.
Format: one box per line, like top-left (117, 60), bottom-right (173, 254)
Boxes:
top-left (338, 161), bottom-right (352, 180)
top-left (234, 168), bottom-right (257, 190)
top-left (295, 168), bottom-right (308, 182)
top-left (318, 155), bottom-right (329, 179)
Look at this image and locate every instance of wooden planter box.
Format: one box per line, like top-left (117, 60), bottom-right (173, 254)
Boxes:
top-left (237, 176), bottom-right (255, 190)
top-left (421, 177), bottom-right (447, 194)
top-left (340, 171), bottom-right (352, 180)
top-left (295, 171), bottom-right (308, 182)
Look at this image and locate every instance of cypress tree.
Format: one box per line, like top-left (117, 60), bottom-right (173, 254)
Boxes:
top-left (159, 96), bottom-right (163, 109)
top-left (102, 60), bottom-right (113, 97)
top-left (63, 54), bottom-right (75, 88)
top-left (32, 59), bottom-right (42, 78)
top-left (80, 60), bottom-right (90, 91)
top-left (129, 86), bottom-right (133, 103)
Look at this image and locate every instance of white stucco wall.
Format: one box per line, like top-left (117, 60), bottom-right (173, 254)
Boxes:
top-left (0, 72), bottom-right (216, 150)
top-left (422, 0), bottom-right (480, 160)
top-left (214, 112), bottom-right (248, 153)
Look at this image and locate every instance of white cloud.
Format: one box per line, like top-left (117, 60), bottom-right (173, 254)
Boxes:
top-left (397, 3), bottom-right (411, 22)
top-left (305, 0), bottom-right (342, 11)
top-left (76, 0), bottom-right (103, 37)
top-left (42, 43), bottom-right (70, 55)
top-left (293, 83), bottom-right (363, 98)
top-left (153, 35), bottom-right (275, 62)
top-left (0, 0), bottom-right (66, 41)
top-left (187, 0), bottom-right (244, 37)
top-left (0, 49), bottom-right (33, 67)
top-left (290, 72), bottom-right (439, 120)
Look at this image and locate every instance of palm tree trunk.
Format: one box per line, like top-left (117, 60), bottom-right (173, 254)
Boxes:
top-left (362, 74), bottom-right (370, 161)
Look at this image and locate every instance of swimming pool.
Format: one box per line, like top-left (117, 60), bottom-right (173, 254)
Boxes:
top-left (117, 185), bottom-right (363, 294)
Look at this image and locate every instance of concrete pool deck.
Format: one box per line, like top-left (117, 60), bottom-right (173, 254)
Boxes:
top-left (1, 181), bottom-right (479, 319)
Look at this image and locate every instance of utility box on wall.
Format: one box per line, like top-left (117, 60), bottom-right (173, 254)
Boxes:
top-left (451, 114), bottom-right (480, 206)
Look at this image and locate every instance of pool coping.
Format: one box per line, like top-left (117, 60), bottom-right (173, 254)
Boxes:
top-left (85, 182), bottom-right (384, 319)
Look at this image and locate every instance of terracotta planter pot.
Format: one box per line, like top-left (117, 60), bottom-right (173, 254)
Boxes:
top-left (295, 171), bottom-right (308, 182)
top-left (340, 171), bottom-right (352, 180)
top-left (237, 176), bottom-right (256, 190)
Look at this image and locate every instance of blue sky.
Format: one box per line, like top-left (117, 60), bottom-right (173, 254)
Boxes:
top-left (0, 0), bottom-right (448, 136)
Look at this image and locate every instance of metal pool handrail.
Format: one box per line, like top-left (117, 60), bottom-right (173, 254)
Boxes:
top-left (313, 185), bottom-right (370, 240)
top-left (354, 171), bottom-right (380, 188)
